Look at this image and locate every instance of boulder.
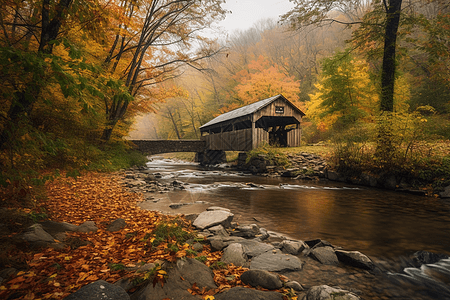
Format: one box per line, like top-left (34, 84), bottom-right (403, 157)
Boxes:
top-left (250, 249), bottom-right (303, 272)
top-left (206, 206), bottom-right (231, 212)
top-left (193, 210), bottom-right (234, 230)
top-left (207, 236), bottom-right (245, 251)
top-left (130, 258), bottom-right (216, 300)
top-left (77, 221), bottom-right (98, 233)
top-left (412, 251), bottom-right (449, 265)
top-left (231, 224), bottom-right (260, 238)
top-left (240, 269), bottom-right (282, 290)
top-left (310, 246), bottom-right (339, 266)
top-left (280, 240), bottom-right (308, 255)
top-left (23, 224), bottom-right (54, 243)
top-left (40, 221), bottom-right (78, 234)
top-left (238, 239), bottom-right (275, 258)
top-left (439, 186), bottom-right (450, 198)
top-left (64, 280), bottom-right (130, 300)
top-left (303, 285), bottom-right (360, 300)
top-left (106, 218), bottom-right (126, 232)
top-left (214, 287), bottom-right (284, 300)
top-left (208, 225), bottom-right (229, 237)
top-left (285, 281), bottom-right (304, 291)
top-left (221, 243), bottom-right (247, 267)
top-left (335, 250), bottom-right (374, 270)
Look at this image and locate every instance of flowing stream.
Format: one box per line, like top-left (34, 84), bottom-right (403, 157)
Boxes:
top-left (140, 157), bottom-right (450, 259)
top-left (138, 157), bottom-right (450, 298)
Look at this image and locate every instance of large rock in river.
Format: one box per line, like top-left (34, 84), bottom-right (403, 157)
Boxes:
top-left (310, 246), bottom-right (339, 266)
top-left (335, 250), bottom-right (374, 270)
top-left (193, 210), bottom-right (234, 230)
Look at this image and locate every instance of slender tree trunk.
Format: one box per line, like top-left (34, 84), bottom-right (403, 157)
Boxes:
top-left (380, 0), bottom-right (402, 112)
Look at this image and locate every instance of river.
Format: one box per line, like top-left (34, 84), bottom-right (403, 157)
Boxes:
top-left (139, 157), bottom-right (450, 260)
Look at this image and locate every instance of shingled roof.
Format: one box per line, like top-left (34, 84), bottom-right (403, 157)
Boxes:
top-left (199, 94), bottom-right (304, 130)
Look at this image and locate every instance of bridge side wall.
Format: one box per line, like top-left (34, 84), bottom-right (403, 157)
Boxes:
top-left (131, 140), bottom-right (206, 154)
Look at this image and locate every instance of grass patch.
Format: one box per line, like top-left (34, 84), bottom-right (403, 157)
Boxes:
top-left (246, 143), bottom-right (290, 167)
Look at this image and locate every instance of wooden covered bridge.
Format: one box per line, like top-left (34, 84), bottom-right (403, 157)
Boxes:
top-left (199, 94), bottom-right (305, 151)
top-left (131, 94), bottom-right (305, 162)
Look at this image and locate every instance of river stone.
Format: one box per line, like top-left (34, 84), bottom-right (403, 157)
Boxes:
top-left (240, 269), bottom-right (282, 290)
top-left (23, 224), bottom-right (54, 243)
top-left (231, 224), bottom-right (260, 238)
top-left (335, 250), bottom-right (374, 270)
top-left (77, 221), bottom-right (98, 233)
top-left (40, 220), bottom-right (78, 234)
top-left (106, 218), bottom-right (126, 232)
top-left (250, 249), bottom-right (303, 272)
top-left (207, 236), bottom-right (245, 251)
top-left (439, 186), bottom-right (450, 198)
top-left (303, 285), bottom-right (360, 300)
top-left (412, 250), bottom-right (449, 265)
top-left (130, 258), bottom-right (216, 300)
top-left (214, 287), bottom-right (284, 300)
top-left (280, 240), bottom-right (308, 255)
top-left (285, 281), bottom-right (304, 291)
top-left (310, 246), bottom-right (339, 266)
top-left (64, 280), bottom-right (130, 300)
top-left (208, 225), bottom-right (229, 236)
top-left (221, 243), bottom-right (247, 266)
top-left (238, 239), bottom-right (275, 257)
top-left (193, 210), bottom-right (234, 230)
top-left (207, 206), bottom-right (231, 212)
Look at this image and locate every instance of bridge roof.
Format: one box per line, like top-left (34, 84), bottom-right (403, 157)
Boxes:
top-left (199, 94), bottom-right (305, 131)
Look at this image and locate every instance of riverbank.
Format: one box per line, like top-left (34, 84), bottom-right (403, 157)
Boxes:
top-left (1, 169), bottom-right (449, 299)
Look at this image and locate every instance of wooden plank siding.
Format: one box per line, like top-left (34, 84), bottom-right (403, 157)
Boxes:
top-left (252, 98), bottom-right (302, 121)
top-left (204, 128), bottom-right (268, 151)
top-left (287, 128), bottom-right (301, 147)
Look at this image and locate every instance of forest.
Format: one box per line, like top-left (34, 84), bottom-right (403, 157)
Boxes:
top-left (1, 0), bottom-right (450, 189)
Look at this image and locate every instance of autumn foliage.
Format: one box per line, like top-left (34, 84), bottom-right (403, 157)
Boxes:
top-left (0, 172), bottom-right (292, 299)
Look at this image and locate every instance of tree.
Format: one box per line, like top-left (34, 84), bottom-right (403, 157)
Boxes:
top-left (0, 0), bottom-right (75, 148)
top-left (308, 51), bottom-right (378, 130)
top-left (281, 0), bottom-right (403, 112)
top-left (100, 0), bottom-right (227, 141)
top-left (219, 55), bottom-right (301, 113)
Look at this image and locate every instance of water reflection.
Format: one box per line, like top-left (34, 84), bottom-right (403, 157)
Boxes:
top-left (145, 158), bottom-right (450, 258)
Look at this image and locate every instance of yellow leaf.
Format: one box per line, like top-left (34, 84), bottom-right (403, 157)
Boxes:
top-left (203, 296), bottom-right (215, 300)
top-left (158, 270), bottom-right (167, 275)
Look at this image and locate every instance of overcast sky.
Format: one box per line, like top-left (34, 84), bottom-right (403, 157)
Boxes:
top-left (218, 0), bottom-right (294, 33)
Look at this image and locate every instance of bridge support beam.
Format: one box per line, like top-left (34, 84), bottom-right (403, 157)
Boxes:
top-left (195, 150), bottom-right (226, 165)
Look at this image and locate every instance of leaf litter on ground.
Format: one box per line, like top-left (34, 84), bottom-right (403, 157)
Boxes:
top-left (0, 172), bottom-right (290, 299)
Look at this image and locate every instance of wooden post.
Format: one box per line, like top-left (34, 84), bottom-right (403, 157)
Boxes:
top-left (251, 118), bottom-right (257, 149)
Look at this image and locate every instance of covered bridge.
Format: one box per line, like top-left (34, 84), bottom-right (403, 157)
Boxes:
top-left (200, 94), bottom-right (305, 151)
